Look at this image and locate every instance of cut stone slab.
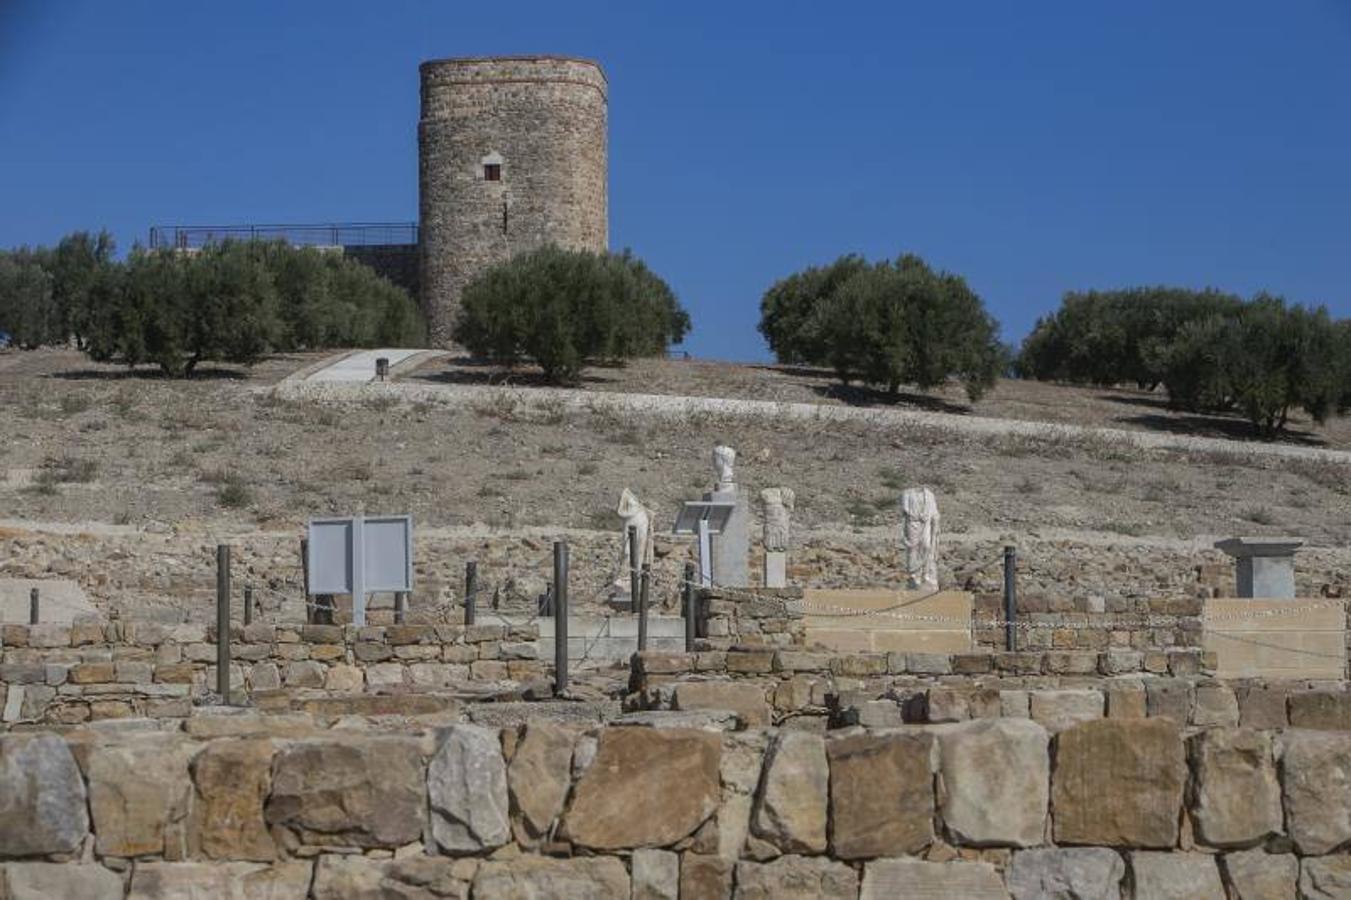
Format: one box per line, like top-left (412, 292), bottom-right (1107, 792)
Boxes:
top-left (126, 861), bottom-right (312, 900)
top-left (1279, 729), bottom-right (1351, 855)
top-left (1007, 848), bottom-right (1125, 900)
top-left (631, 848), bottom-right (680, 900)
top-left (561, 727), bottom-right (720, 850)
top-left (311, 855), bottom-right (469, 900)
top-left (191, 738), bottom-right (276, 861)
top-left (508, 721), bottom-right (576, 840)
top-left (1220, 848), bottom-right (1297, 900)
top-left (1300, 856), bottom-right (1351, 900)
top-left (1189, 728), bottom-right (1281, 848)
top-left (0, 864), bottom-right (123, 900)
top-left (733, 856), bottom-right (859, 900)
top-left (428, 724), bottom-right (511, 854)
top-left (1052, 718), bottom-right (1185, 848)
top-left (472, 856), bottom-right (629, 899)
top-left (1029, 689), bottom-right (1104, 734)
top-left (859, 858), bottom-right (1007, 900)
top-left (264, 737), bottom-right (424, 848)
top-left (682, 853), bottom-right (734, 900)
top-left (86, 734), bottom-right (197, 859)
top-left (827, 730), bottom-right (934, 859)
top-left (674, 681), bottom-right (771, 727)
top-left (0, 578), bottom-right (97, 624)
top-left (0, 734), bottom-right (89, 856)
top-left (752, 730), bottom-right (828, 854)
top-left (938, 718), bottom-right (1048, 848)
top-left (1130, 851), bottom-right (1225, 900)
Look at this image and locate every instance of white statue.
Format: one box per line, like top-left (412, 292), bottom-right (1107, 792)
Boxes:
top-left (761, 488), bottom-right (795, 552)
top-left (614, 488), bottom-right (655, 590)
top-left (713, 445), bottom-right (736, 491)
top-left (900, 486), bottom-right (940, 590)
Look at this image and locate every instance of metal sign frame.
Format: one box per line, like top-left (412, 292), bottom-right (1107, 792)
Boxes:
top-left (673, 501), bottom-right (735, 589)
top-left (306, 514), bottom-right (413, 625)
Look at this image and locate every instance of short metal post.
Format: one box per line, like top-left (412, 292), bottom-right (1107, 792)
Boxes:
top-left (464, 561), bottom-right (477, 626)
top-left (243, 584), bottom-right (253, 626)
top-left (628, 525), bottom-right (641, 614)
top-left (394, 591), bottom-right (406, 625)
top-left (300, 538), bottom-right (311, 624)
top-left (29, 587), bottom-right (39, 625)
top-left (216, 545), bottom-right (232, 702)
top-left (1003, 545), bottom-right (1017, 652)
top-left (637, 564), bottom-right (651, 651)
top-left (683, 561), bottom-right (697, 652)
top-left (554, 541), bottom-right (569, 696)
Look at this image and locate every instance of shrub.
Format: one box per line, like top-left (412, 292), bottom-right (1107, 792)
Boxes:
top-left (0, 249), bottom-right (59, 348)
top-left (758, 254), bottom-right (868, 364)
top-left (453, 245), bottom-right (690, 384)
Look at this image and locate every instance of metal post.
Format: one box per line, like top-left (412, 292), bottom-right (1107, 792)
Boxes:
top-left (1003, 545), bottom-right (1017, 652)
top-left (243, 584), bottom-right (253, 626)
top-left (683, 561), bottom-right (697, 652)
top-left (300, 538), bottom-right (311, 624)
top-left (464, 561), bottom-right (477, 626)
top-left (29, 588), bottom-right (38, 625)
top-left (697, 519), bottom-right (713, 587)
top-left (216, 545), bottom-right (232, 702)
top-left (628, 525), bottom-right (641, 614)
top-left (637, 564), bottom-right (651, 651)
top-left (394, 591), bottom-right (406, 625)
top-left (553, 541), bottom-right (569, 696)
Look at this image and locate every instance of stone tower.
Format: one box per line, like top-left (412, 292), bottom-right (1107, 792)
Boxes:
top-left (418, 55), bottom-right (609, 345)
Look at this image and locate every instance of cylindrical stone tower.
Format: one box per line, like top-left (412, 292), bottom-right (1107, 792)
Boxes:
top-left (418, 55), bottom-right (608, 345)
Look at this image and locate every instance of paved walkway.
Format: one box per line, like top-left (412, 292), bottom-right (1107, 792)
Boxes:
top-left (303, 349), bottom-right (426, 384)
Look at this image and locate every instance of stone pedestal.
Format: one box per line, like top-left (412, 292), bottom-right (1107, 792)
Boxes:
top-left (706, 488), bottom-right (751, 588)
top-left (764, 552), bottom-right (787, 589)
top-left (1214, 537), bottom-right (1303, 600)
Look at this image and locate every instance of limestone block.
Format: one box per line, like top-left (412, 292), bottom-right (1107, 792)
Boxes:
top-left (0, 736), bottom-right (87, 856)
top-left (1220, 848), bottom-right (1297, 900)
top-left (427, 724), bottom-right (510, 854)
top-left (827, 730), bottom-right (934, 858)
top-left (631, 848), bottom-right (679, 900)
top-left (1052, 719), bottom-right (1185, 848)
top-left (681, 853), bottom-right (734, 899)
top-left (939, 718), bottom-right (1049, 848)
top-left (0, 864), bottom-right (123, 900)
top-left (1129, 852), bottom-right (1224, 900)
top-left (1007, 848), bottom-right (1125, 900)
top-left (733, 856), bottom-right (859, 900)
top-left (751, 730), bottom-right (828, 854)
top-left (508, 721), bottom-right (576, 839)
top-left (265, 737), bottom-right (424, 847)
top-left (1029, 689), bottom-right (1104, 734)
top-left (1189, 728), bottom-right (1281, 848)
top-left (86, 734), bottom-right (196, 858)
top-left (1000, 689), bottom-right (1030, 718)
top-left (471, 856), bottom-right (629, 899)
top-left (1288, 691), bottom-right (1351, 730)
top-left (248, 661), bottom-right (280, 691)
top-left (1238, 686), bottom-right (1288, 730)
top-left (126, 861), bottom-right (312, 900)
top-left (365, 662), bottom-right (407, 687)
top-left (1279, 729), bottom-right (1351, 855)
top-left (1300, 856), bottom-right (1351, 900)
top-left (859, 858), bottom-right (1006, 900)
top-left (311, 855), bottom-right (469, 900)
top-left (1191, 684), bottom-right (1239, 727)
top-left (561, 727), bottom-right (720, 850)
top-left (283, 660), bottom-right (325, 688)
top-left (674, 682), bottom-right (770, 727)
top-left (1145, 679), bottom-right (1193, 724)
top-left (191, 738), bottom-right (275, 861)
top-left (1106, 686), bottom-right (1146, 720)
top-left (324, 663), bottom-right (364, 692)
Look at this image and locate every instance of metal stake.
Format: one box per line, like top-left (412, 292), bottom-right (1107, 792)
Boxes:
top-left (554, 541), bottom-right (569, 696)
top-left (637, 563), bottom-right (651, 651)
top-left (628, 525), bottom-right (641, 614)
top-left (683, 561), bottom-right (697, 652)
top-left (1003, 545), bottom-right (1018, 652)
top-left (465, 561), bottom-right (477, 626)
top-left (29, 587), bottom-right (38, 625)
top-left (243, 584), bottom-right (253, 626)
top-left (394, 591), bottom-right (406, 625)
top-left (216, 545), bottom-right (232, 702)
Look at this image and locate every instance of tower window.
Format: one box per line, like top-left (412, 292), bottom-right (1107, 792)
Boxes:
top-left (483, 163), bottom-right (501, 182)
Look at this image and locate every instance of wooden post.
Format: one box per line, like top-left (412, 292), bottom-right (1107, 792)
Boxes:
top-left (464, 561), bottom-right (477, 626)
top-left (29, 587), bottom-right (38, 625)
top-left (637, 564), bottom-right (651, 651)
top-left (394, 592), bottom-right (406, 625)
top-left (628, 525), bottom-right (640, 614)
top-left (683, 561), bottom-right (697, 652)
top-left (1003, 545), bottom-right (1017, 652)
top-left (243, 584), bottom-right (253, 626)
top-left (216, 545), bottom-right (232, 702)
top-left (554, 541), bottom-right (569, 696)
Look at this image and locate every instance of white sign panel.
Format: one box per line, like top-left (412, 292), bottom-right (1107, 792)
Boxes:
top-left (307, 515), bottom-right (413, 625)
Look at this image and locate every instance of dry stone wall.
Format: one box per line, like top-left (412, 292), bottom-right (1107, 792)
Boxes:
top-left (3, 714), bottom-right (1351, 898)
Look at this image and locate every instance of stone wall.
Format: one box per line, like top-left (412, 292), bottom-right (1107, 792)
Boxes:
top-left (4, 711), bottom-right (1351, 898)
top-left (0, 621), bottom-right (540, 726)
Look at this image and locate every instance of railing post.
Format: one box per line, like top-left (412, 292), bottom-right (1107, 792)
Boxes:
top-left (394, 591), bottom-right (406, 625)
top-left (553, 542), bottom-right (569, 696)
top-left (464, 561), bottom-right (477, 626)
top-left (300, 538), bottom-right (311, 624)
top-left (637, 564), bottom-right (651, 652)
top-left (216, 545), bottom-right (232, 702)
top-left (1003, 545), bottom-right (1017, 652)
top-left (243, 584), bottom-right (253, 626)
top-left (628, 525), bottom-right (641, 614)
top-left (683, 561), bottom-right (697, 652)
top-left (29, 587), bottom-right (39, 625)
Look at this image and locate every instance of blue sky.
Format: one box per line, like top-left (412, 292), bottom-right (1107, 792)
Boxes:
top-left (2, 1), bottom-right (1349, 361)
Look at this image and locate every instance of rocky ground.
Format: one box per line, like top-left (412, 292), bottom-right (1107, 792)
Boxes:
top-left (1, 348), bottom-right (1348, 624)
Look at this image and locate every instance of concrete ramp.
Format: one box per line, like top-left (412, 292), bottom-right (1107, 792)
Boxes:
top-left (0, 578), bottom-right (99, 624)
top-left (803, 588), bottom-right (973, 653)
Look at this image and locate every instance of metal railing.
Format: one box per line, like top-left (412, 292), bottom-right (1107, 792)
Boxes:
top-left (148, 222), bottom-right (418, 250)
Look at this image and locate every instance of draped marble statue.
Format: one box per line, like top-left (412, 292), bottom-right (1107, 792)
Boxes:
top-left (900, 486), bottom-right (940, 590)
top-left (760, 487), bottom-right (795, 588)
top-left (613, 489), bottom-right (655, 592)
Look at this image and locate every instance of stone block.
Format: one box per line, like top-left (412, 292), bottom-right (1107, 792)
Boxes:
top-left (26, 624), bottom-right (71, 648)
top-left (1220, 848), bottom-right (1297, 900)
top-left (1300, 856), bottom-right (1351, 899)
top-left (1000, 690), bottom-right (1031, 718)
top-left (126, 861), bottom-right (312, 900)
top-left (1238, 686), bottom-right (1288, 730)
top-left (429, 724), bottom-right (511, 854)
top-left (191, 738), bottom-right (276, 861)
top-left (631, 848), bottom-right (679, 900)
top-left (772, 651), bottom-right (832, 672)
top-left (0, 864), bottom-right (123, 900)
top-left (154, 663), bottom-right (196, 684)
top-left (0, 734), bottom-right (89, 855)
top-left (1007, 848), bottom-right (1125, 900)
top-left (674, 682), bottom-right (771, 727)
top-left (1145, 679), bottom-right (1193, 724)
top-left (752, 730), bottom-right (828, 854)
top-left (827, 730), bottom-right (934, 859)
top-left (1106, 686), bottom-right (1146, 720)
top-left (1052, 718), bottom-right (1185, 848)
top-left (472, 857), bottom-right (628, 899)
top-left (906, 652), bottom-right (953, 675)
top-left (1130, 851), bottom-right (1224, 900)
top-left (1288, 691), bottom-right (1351, 731)
top-left (283, 660), bottom-right (325, 688)
top-left (1029, 689), bottom-right (1104, 733)
top-left (1099, 649), bottom-right (1144, 674)
top-left (353, 641), bottom-right (392, 662)
top-left (734, 856), bottom-right (858, 899)
top-left (68, 661), bottom-right (115, 684)
top-left (938, 718), bottom-right (1049, 848)
top-left (365, 662), bottom-right (407, 687)
top-left (1279, 729), bottom-right (1351, 855)
top-left (859, 858), bottom-right (1005, 900)
top-left (727, 651), bottom-right (775, 674)
top-left (324, 664), bottom-right (364, 692)
top-left (1190, 728), bottom-right (1282, 848)
top-left (561, 727), bottom-right (720, 850)
top-left (681, 853), bottom-right (733, 900)
top-left (265, 737), bottom-right (424, 847)
top-left (300, 625), bottom-right (343, 644)
top-left (1191, 684), bottom-right (1239, 727)
top-left (248, 662), bottom-right (281, 691)
top-left (86, 734), bottom-right (196, 858)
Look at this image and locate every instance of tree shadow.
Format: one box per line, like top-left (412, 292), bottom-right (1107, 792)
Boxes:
top-left (810, 381), bottom-right (972, 415)
top-left (49, 366), bottom-right (250, 382)
top-left (1115, 413), bottom-right (1329, 447)
top-left (408, 355), bottom-right (616, 388)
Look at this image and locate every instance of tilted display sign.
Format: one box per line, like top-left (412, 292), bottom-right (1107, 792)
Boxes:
top-left (306, 514), bottom-right (413, 626)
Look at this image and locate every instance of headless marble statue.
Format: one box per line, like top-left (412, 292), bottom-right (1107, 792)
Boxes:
top-left (900, 486), bottom-right (940, 590)
top-left (614, 488), bottom-right (655, 591)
